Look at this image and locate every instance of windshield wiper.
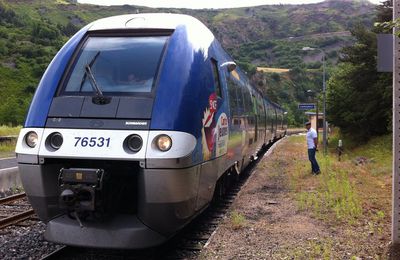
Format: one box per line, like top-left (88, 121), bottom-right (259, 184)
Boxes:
top-left (85, 64), bottom-right (103, 98)
top-left (79, 51), bottom-right (100, 92)
top-left (79, 51), bottom-right (111, 105)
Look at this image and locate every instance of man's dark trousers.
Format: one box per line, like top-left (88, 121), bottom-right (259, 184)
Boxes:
top-left (308, 148), bottom-right (320, 174)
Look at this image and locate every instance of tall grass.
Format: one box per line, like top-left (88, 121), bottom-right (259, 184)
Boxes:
top-left (0, 126), bottom-right (20, 157)
top-left (290, 136), bottom-right (363, 224)
top-left (0, 125), bottom-right (21, 136)
top-left (297, 164), bottom-right (362, 223)
top-left (328, 130), bottom-right (392, 175)
top-left (290, 131), bottom-right (392, 226)
top-left (0, 140), bottom-right (16, 157)
top-left (229, 211), bottom-right (246, 229)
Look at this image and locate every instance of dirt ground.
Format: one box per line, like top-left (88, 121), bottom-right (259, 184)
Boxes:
top-left (199, 136), bottom-right (397, 259)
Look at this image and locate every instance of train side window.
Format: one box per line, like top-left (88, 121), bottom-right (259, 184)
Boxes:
top-left (242, 87), bottom-right (252, 116)
top-left (211, 59), bottom-right (223, 98)
top-left (227, 78), bottom-right (237, 115)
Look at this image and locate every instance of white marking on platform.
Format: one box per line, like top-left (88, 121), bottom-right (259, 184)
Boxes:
top-left (0, 157), bottom-right (16, 161)
top-left (204, 227), bottom-right (219, 249)
top-left (0, 166), bottom-right (18, 174)
top-left (0, 166), bottom-right (20, 193)
top-left (263, 137), bottom-right (285, 159)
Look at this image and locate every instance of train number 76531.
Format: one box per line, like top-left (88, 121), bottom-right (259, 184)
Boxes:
top-left (74, 137), bottom-right (111, 147)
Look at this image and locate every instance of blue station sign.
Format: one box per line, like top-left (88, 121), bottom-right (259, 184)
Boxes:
top-left (298, 103), bottom-right (316, 110)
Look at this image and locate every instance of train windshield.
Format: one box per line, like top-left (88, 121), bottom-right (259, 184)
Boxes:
top-left (62, 36), bottom-right (168, 94)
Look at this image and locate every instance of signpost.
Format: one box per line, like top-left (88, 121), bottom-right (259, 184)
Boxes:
top-left (299, 102), bottom-right (318, 140)
top-left (298, 103), bottom-right (316, 110)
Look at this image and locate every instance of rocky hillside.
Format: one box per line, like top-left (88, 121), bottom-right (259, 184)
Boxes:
top-left (0, 0), bottom-right (376, 125)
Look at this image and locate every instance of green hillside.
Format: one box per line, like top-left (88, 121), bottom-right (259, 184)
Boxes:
top-left (0, 0), bottom-right (375, 126)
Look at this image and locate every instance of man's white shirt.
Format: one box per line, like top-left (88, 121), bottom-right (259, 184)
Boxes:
top-left (306, 128), bottom-right (317, 149)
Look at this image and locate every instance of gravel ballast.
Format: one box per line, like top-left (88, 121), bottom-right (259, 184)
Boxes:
top-left (0, 222), bottom-right (62, 260)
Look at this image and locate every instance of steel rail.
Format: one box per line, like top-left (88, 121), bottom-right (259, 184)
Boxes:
top-left (0, 135), bottom-right (17, 142)
top-left (0, 209), bottom-right (35, 229)
top-left (0, 193), bottom-right (35, 229)
top-left (0, 192), bottom-right (26, 205)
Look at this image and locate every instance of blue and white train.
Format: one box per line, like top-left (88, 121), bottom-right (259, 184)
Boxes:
top-left (15, 13), bottom-right (287, 249)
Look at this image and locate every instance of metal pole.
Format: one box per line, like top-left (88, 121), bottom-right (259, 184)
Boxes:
top-left (322, 50), bottom-right (327, 155)
top-left (302, 46), bottom-right (326, 149)
top-left (392, 0), bottom-right (400, 244)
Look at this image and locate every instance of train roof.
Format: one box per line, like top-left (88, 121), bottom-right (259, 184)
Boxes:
top-left (88, 13), bottom-right (204, 31)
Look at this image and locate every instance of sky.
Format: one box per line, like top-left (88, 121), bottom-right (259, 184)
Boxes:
top-left (77, 0), bottom-right (382, 9)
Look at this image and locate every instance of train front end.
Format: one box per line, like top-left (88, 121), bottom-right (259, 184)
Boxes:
top-left (15, 14), bottom-right (220, 249)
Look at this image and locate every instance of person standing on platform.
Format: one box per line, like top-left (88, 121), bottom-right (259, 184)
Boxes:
top-left (305, 121), bottom-right (320, 175)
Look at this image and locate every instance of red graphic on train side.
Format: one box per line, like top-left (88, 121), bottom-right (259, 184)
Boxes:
top-left (202, 93), bottom-right (217, 160)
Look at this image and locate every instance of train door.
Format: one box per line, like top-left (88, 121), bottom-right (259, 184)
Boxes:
top-left (265, 102), bottom-right (273, 143)
top-left (197, 58), bottom-right (227, 211)
top-left (240, 85), bottom-right (249, 153)
top-left (242, 85), bottom-right (255, 148)
top-left (273, 106), bottom-right (278, 140)
top-left (280, 110), bottom-right (285, 137)
top-left (280, 109), bottom-right (287, 136)
top-left (253, 91), bottom-right (265, 150)
top-left (262, 99), bottom-right (268, 144)
top-left (251, 90), bottom-right (258, 143)
top-left (226, 70), bottom-right (244, 169)
top-left (210, 58), bottom-right (230, 160)
top-left (277, 108), bottom-right (282, 138)
top-left (270, 104), bottom-right (275, 141)
top-left (257, 94), bottom-right (266, 146)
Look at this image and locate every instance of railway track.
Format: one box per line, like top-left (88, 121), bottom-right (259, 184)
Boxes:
top-left (0, 135), bottom-right (17, 143)
top-left (0, 192), bottom-right (26, 204)
top-left (40, 139), bottom-right (282, 259)
top-left (40, 186), bottom-right (248, 259)
top-left (0, 192), bottom-right (36, 229)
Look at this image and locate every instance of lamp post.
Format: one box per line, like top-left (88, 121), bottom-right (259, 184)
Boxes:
top-left (302, 47), bottom-right (327, 155)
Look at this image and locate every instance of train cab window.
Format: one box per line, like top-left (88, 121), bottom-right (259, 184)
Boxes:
top-left (211, 59), bottom-right (223, 98)
top-left (61, 36), bottom-right (169, 95)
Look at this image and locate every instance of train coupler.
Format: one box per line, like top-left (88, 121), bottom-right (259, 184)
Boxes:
top-left (58, 168), bottom-right (109, 221)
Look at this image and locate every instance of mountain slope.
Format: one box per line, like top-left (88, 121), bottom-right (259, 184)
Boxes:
top-left (0, 0), bottom-right (375, 125)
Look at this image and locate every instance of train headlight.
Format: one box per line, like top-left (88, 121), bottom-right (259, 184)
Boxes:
top-left (25, 131), bottom-right (38, 148)
top-left (155, 134), bottom-right (172, 152)
top-left (125, 134), bottom-right (143, 152)
top-left (48, 132), bottom-right (63, 150)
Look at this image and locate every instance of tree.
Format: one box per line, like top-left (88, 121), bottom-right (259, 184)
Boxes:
top-left (0, 95), bottom-right (27, 126)
top-left (327, 21), bottom-right (392, 141)
top-left (375, 0), bottom-right (392, 27)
